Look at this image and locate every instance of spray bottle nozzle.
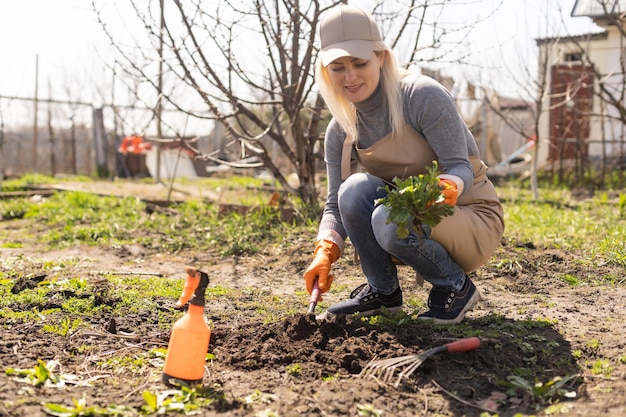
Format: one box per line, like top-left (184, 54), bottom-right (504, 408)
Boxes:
top-left (175, 266), bottom-right (210, 309)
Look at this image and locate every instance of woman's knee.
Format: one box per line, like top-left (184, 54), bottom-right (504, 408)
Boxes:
top-left (338, 173), bottom-right (380, 212)
top-left (371, 205), bottom-right (398, 252)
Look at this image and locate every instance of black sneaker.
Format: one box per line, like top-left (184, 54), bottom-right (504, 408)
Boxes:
top-left (418, 277), bottom-right (480, 324)
top-left (318, 283), bottom-right (403, 319)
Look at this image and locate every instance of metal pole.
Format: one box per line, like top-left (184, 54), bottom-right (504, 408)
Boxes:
top-left (155, 0), bottom-right (165, 183)
top-left (33, 54), bottom-right (39, 171)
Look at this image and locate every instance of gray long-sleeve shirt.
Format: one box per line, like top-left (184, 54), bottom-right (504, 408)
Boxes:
top-left (318, 74), bottom-right (480, 250)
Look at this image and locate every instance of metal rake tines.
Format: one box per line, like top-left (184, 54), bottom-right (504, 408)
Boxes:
top-left (360, 353), bottom-right (428, 387)
top-left (359, 337), bottom-right (482, 388)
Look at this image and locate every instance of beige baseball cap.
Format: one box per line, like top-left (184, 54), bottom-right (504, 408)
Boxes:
top-left (319, 6), bottom-right (382, 67)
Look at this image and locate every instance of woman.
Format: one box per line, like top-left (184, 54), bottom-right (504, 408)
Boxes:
top-left (304, 5), bottom-right (504, 324)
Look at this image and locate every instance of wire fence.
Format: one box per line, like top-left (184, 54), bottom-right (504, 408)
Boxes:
top-left (0, 96), bottom-right (101, 177)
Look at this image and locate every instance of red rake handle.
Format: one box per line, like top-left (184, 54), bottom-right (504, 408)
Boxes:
top-left (444, 337), bottom-right (481, 353)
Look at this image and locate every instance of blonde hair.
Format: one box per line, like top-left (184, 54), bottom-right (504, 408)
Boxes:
top-left (315, 41), bottom-right (409, 140)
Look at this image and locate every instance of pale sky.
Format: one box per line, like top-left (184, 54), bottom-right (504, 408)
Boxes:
top-left (0, 0), bottom-right (599, 131)
top-left (0, 0), bottom-right (111, 101)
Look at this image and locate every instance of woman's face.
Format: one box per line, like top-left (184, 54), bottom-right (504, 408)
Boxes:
top-left (327, 52), bottom-right (384, 103)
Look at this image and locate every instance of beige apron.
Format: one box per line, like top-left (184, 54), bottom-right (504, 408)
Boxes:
top-left (341, 124), bottom-right (504, 273)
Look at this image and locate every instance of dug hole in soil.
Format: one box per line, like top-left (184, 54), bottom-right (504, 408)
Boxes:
top-left (1, 213), bottom-right (626, 416)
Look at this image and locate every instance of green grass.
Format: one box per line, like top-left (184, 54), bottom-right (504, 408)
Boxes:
top-left (6, 175), bottom-right (621, 268)
top-left (0, 184), bottom-right (308, 256)
top-left (498, 183), bottom-right (626, 268)
top-left (1, 175), bottom-right (624, 327)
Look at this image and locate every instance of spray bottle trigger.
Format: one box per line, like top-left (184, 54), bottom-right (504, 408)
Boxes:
top-left (175, 267), bottom-right (201, 308)
top-left (189, 271), bottom-right (209, 307)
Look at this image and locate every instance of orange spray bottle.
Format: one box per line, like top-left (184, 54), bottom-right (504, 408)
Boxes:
top-left (162, 266), bottom-right (211, 386)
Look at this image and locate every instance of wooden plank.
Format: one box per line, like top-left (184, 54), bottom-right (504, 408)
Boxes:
top-left (0, 190), bottom-right (56, 199)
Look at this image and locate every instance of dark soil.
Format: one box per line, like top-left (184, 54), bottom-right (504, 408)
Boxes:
top-left (1, 193), bottom-right (625, 416)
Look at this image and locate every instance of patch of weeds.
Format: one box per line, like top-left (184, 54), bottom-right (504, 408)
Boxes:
top-left (154, 310), bottom-right (179, 331)
top-left (517, 341), bottom-right (535, 355)
top-left (106, 275), bottom-right (182, 314)
top-left (1, 241), bottom-right (24, 248)
top-left (590, 359), bottom-right (613, 377)
top-left (2, 286), bottom-right (50, 312)
top-left (531, 294), bottom-right (556, 308)
top-left (543, 340), bottom-right (560, 355)
top-left (224, 288), bottom-right (293, 323)
top-left (543, 402), bottom-right (575, 415)
top-left (559, 274), bottom-right (581, 286)
top-left (596, 237), bottom-right (626, 268)
top-left (43, 395), bottom-right (133, 417)
top-left (206, 285), bottom-right (229, 297)
top-left (99, 354), bottom-right (148, 376)
top-left (41, 316), bottom-right (82, 337)
top-left (586, 338), bottom-right (600, 350)
top-left (110, 274), bottom-right (182, 298)
top-left (74, 344), bottom-right (98, 355)
top-left (61, 297), bottom-right (97, 315)
top-left (511, 366), bottom-right (534, 379)
top-left (502, 188), bottom-right (626, 265)
top-left (493, 257), bottom-right (524, 272)
top-left (0, 307), bottom-right (51, 324)
top-left (362, 309), bottom-right (411, 328)
top-left (0, 199), bottom-right (31, 220)
top-left (244, 389), bottom-right (277, 405)
top-left (322, 373), bottom-right (339, 382)
top-left (329, 283), bottom-right (353, 294)
top-left (55, 276), bottom-right (88, 292)
top-left (12, 191), bottom-right (150, 248)
top-left (259, 310), bottom-right (281, 324)
top-left (403, 295), bottom-right (427, 311)
top-left (597, 273), bottom-right (626, 286)
top-left (591, 385), bottom-right (614, 393)
top-left (217, 220), bottom-right (261, 256)
top-left (6, 360), bottom-right (56, 387)
top-left (535, 316), bottom-right (558, 325)
top-left (503, 374), bottom-right (579, 408)
top-left (475, 314), bottom-right (555, 340)
top-left (5, 359), bottom-right (73, 388)
top-left (183, 203), bottom-right (292, 257)
top-left (286, 363), bottom-right (302, 375)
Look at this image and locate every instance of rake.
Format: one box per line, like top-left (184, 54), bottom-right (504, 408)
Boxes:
top-left (360, 337), bottom-right (481, 387)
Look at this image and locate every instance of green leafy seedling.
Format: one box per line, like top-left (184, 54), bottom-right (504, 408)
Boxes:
top-left (286, 363), bottom-right (302, 375)
top-left (375, 161), bottom-right (455, 238)
top-left (141, 384), bottom-right (223, 414)
top-left (5, 359), bottom-right (60, 387)
top-left (43, 395), bottom-right (127, 417)
top-left (506, 374), bottom-right (578, 406)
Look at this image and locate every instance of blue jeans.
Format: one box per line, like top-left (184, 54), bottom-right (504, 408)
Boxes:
top-left (337, 173), bottom-right (466, 295)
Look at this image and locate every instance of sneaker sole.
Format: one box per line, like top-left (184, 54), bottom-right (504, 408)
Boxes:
top-left (316, 305), bottom-right (404, 321)
top-left (420, 290), bottom-right (481, 325)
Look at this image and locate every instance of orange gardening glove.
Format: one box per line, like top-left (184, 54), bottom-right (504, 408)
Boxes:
top-left (438, 178), bottom-right (458, 206)
top-left (303, 240), bottom-right (340, 297)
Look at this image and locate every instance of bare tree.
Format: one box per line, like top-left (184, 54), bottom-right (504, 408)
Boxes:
top-left (473, 14), bottom-right (557, 199)
top-left (93, 0), bottom-right (484, 211)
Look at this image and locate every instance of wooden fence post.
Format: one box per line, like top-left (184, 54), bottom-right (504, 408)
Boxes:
top-left (92, 107), bottom-right (108, 178)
